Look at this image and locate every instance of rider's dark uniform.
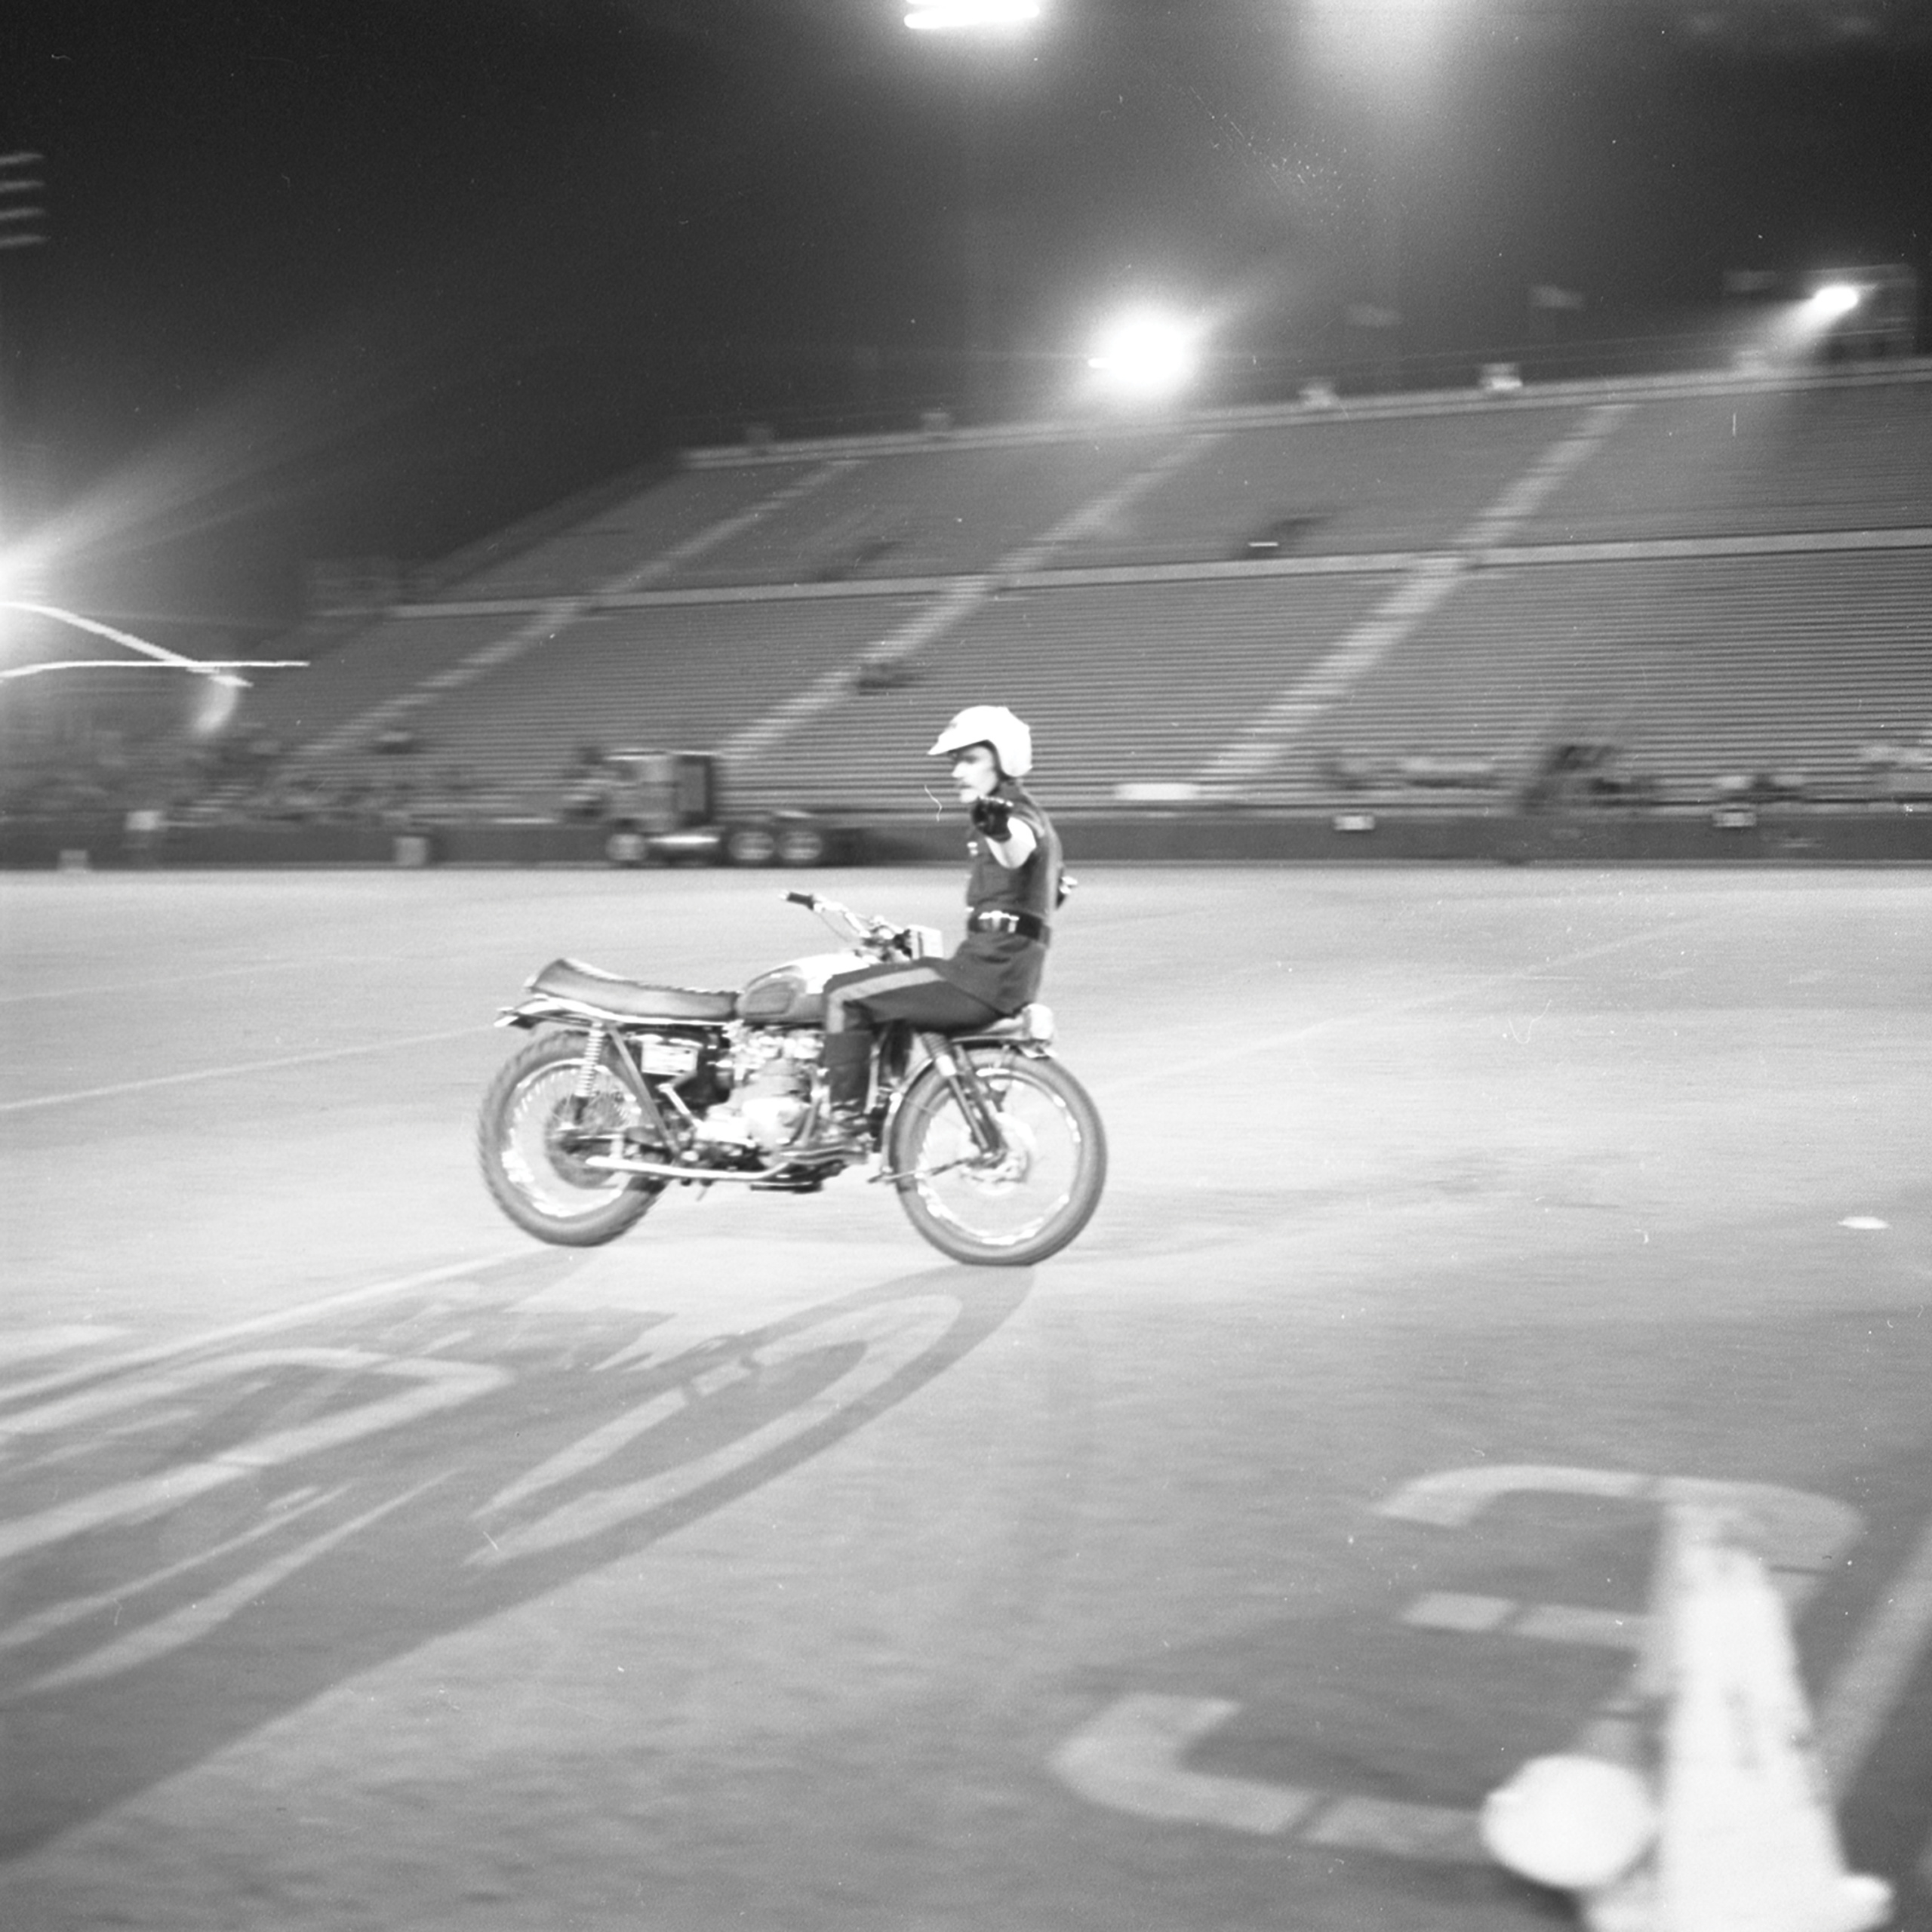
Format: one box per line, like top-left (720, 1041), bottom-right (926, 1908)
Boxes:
top-left (819, 779), bottom-right (1060, 1110)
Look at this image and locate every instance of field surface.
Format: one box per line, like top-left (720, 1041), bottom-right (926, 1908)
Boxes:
top-left (2, 863), bottom-right (1929, 1932)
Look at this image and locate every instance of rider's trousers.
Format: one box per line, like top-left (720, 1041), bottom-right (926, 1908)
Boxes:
top-left (821, 961), bottom-right (1000, 1110)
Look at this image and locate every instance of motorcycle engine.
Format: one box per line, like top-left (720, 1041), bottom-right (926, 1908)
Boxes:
top-left (694, 1026), bottom-right (823, 1152)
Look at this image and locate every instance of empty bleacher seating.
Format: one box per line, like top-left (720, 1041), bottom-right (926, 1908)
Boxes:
top-left (1048, 404), bottom-right (1580, 565)
top-left (731, 573), bottom-right (1401, 814)
top-left (1272, 547), bottom-right (1932, 806)
top-left (231, 364), bottom-right (1932, 825)
top-left (1518, 378), bottom-right (1932, 544)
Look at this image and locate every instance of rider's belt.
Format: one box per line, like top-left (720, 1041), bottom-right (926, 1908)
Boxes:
top-left (968, 909), bottom-right (1049, 944)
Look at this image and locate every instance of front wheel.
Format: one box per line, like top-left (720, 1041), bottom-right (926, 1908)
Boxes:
top-left (478, 1032), bottom-right (665, 1246)
top-left (888, 1048), bottom-right (1106, 1266)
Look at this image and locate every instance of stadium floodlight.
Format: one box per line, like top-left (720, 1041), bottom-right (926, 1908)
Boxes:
top-left (1086, 307), bottom-right (1200, 402)
top-left (1805, 281), bottom-right (1862, 321)
top-left (905, 1), bottom-right (1040, 29)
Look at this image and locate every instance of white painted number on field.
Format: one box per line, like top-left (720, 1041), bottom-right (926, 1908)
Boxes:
top-left (1050, 1464), bottom-right (1862, 1864)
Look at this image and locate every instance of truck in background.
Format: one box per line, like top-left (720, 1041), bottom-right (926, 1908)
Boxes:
top-left (572, 749), bottom-right (857, 868)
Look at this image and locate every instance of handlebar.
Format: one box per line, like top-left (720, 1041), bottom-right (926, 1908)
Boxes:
top-left (782, 889), bottom-right (910, 953)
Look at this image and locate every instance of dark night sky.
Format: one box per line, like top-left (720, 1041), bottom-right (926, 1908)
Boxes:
top-left (2, 0), bottom-right (1929, 635)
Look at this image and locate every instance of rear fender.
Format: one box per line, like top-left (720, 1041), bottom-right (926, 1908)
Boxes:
top-left (495, 995), bottom-right (623, 1031)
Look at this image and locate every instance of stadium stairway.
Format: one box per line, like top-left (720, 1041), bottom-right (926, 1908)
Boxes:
top-left (265, 460), bottom-right (856, 778)
top-left (232, 363), bottom-right (1932, 826)
top-left (1267, 543), bottom-right (1932, 807)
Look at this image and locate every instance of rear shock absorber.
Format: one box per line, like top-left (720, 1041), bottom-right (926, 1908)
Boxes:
top-left (571, 1022), bottom-right (610, 1107)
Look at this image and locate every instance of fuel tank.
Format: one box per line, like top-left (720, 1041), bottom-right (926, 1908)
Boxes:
top-left (736, 949), bottom-right (866, 1026)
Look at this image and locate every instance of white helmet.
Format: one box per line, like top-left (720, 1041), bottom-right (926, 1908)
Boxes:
top-left (929, 704), bottom-right (1033, 779)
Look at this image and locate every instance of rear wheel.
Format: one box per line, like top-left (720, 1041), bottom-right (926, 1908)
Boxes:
top-left (888, 1048), bottom-right (1106, 1266)
top-left (478, 1033), bottom-right (664, 1246)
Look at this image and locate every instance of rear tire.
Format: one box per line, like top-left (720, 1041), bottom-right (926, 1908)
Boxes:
top-left (478, 1033), bottom-right (664, 1247)
top-left (888, 1048), bottom-right (1106, 1266)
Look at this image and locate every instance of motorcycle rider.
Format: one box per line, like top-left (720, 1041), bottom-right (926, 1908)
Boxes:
top-left (791, 703), bottom-right (1061, 1164)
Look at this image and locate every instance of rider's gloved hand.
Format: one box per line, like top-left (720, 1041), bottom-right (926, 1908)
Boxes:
top-left (970, 795), bottom-right (1014, 840)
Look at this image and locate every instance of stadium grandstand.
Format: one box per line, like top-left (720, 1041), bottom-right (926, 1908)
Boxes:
top-left (12, 358), bottom-right (1931, 854)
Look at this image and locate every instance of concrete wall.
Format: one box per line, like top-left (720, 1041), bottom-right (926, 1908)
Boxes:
top-left (6, 808), bottom-right (1930, 871)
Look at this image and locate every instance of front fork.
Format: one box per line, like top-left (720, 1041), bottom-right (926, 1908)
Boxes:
top-left (915, 1033), bottom-right (1008, 1159)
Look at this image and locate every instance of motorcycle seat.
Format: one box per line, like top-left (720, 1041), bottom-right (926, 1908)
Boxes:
top-left (959, 1002), bottom-right (1054, 1044)
top-left (528, 958), bottom-right (737, 1023)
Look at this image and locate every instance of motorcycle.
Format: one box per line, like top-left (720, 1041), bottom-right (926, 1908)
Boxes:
top-left (478, 891), bottom-right (1106, 1266)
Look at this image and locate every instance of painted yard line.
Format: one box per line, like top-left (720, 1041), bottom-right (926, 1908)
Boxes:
top-left (1817, 1503), bottom-right (1932, 1792)
top-left (0, 1485), bottom-right (344, 1653)
top-left (0, 953), bottom-right (417, 1007)
top-left (0, 1327), bottom-right (127, 1368)
top-left (0, 1254), bottom-right (529, 1410)
top-left (1088, 910), bottom-right (1723, 1098)
top-left (0, 1023), bottom-right (498, 1114)
top-left (0, 1355), bottom-right (505, 1567)
top-left (17, 1481), bottom-right (439, 1697)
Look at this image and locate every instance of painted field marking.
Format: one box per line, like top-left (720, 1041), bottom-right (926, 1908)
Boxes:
top-left (0, 1023), bottom-right (498, 1115)
top-left (0, 1252), bottom-right (528, 1410)
top-left (1302, 1795), bottom-right (1485, 1864)
top-left (1379, 1466), bottom-right (1860, 1611)
top-left (19, 1479), bottom-right (441, 1697)
top-left (0, 1350), bottom-right (506, 1566)
top-left (0, 1486), bottom-right (342, 1654)
top-left (1051, 1463), bottom-right (1869, 1868)
top-left (0, 953), bottom-right (417, 1008)
top-left (1051, 1694), bottom-right (1318, 1834)
top-left (1089, 911), bottom-right (1725, 1100)
top-left (0, 1327), bottom-right (126, 1369)
top-left (1404, 1591), bottom-right (1641, 1649)
top-left (1049, 1694), bottom-right (1487, 1860)
top-left (467, 1296), bottom-right (961, 1565)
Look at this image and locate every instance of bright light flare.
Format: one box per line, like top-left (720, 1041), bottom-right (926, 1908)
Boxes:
top-left (1086, 309), bottom-right (1200, 402)
top-left (905, 1), bottom-right (1040, 30)
top-left (1806, 281), bottom-right (1863, 321)
top-left (0, 601), bottom-right (306, 687)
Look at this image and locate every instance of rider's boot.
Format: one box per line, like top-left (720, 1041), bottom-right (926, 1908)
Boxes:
top-left (785, 1104), bottom-right (871, 1167)
top-left (787, 1031), bottom-right (872, 1166)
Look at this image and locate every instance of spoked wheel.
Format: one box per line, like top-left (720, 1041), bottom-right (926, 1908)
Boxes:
top-left (887, 1048), bottom-right (1106, 1266)
top-left (478, 1033), bottom-right (665, 1247)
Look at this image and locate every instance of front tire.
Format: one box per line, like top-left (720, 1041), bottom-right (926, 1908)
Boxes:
top-left (478, 1033), bottom-right (664, 1246)
top-left (888, 1048), bottom-right (1106, 1266)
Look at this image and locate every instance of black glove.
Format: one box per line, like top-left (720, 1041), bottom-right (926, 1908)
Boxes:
top-left (969, 795), bottom-right (1014, 840)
